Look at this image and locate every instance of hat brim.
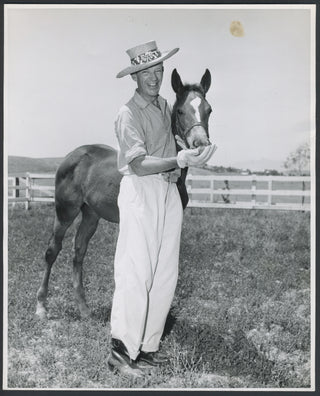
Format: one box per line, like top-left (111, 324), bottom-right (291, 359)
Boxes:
top-left (116, 47), bottom-right (179, 78)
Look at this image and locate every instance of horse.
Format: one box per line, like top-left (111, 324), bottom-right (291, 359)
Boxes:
top-left (35, 68), bottom-right (213, 319)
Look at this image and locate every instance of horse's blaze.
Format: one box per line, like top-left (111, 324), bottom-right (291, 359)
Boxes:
top-left (190, 96), bottom-right (202, 122)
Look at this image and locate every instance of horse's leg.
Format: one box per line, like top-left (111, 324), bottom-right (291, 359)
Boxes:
top-left (73, 204), bottom-right (100, 318)
top-left (36, 206), bottom-right (79, 319)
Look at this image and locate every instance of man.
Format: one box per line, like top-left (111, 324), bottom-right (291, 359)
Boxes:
top-left (108, 41), bottom-right (216, 378)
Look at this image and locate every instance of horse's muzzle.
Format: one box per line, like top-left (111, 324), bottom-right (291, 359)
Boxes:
top-left (187, 124), bottom-right (211, 149)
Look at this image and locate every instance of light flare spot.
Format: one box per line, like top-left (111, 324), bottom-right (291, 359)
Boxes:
top-left (230, 21), bottom-right (245, 37)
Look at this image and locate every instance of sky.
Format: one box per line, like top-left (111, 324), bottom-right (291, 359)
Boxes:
top-left (4, 4), bottom-right (315, 170)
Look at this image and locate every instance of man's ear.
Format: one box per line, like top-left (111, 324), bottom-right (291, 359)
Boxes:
top-left (131, 73), bottom-right (137, 82)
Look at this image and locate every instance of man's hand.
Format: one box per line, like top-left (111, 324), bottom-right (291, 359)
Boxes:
top-left (177, 144), bottom-right (217, 168)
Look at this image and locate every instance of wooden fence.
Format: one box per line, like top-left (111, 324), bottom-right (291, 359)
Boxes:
top-left (8, 173), bottom-right (55, 210)
top-left (7, 173), bottom-right (311, 211)
top-left (186, 174), bottom-right (311, 211)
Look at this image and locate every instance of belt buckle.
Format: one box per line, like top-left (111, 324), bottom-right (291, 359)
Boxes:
top-left (161, 172), bottom-right (171, 182)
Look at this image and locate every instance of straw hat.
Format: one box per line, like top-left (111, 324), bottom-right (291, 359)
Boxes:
top-left (116, 40), bottom-right (179, 78)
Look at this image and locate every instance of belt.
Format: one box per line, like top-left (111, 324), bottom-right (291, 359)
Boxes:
top-left (160, 172), bottom-right (179, 183)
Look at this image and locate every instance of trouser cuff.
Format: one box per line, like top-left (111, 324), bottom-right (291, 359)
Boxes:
top-left (140, 343), bottom-right (160, 353)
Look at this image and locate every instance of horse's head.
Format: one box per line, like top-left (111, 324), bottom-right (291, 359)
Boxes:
top-left (171, 69), bottom-right (212, 149)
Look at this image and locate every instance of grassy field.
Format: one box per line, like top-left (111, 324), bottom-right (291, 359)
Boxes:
top-left (5, 205), bottom-right (311, 389)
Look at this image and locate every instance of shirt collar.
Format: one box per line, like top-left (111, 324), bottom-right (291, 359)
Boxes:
top-left (133, 90), bottom-right (166, 110)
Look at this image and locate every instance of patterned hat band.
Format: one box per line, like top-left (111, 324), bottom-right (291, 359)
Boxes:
top-left (131, 50), bottom-right (162, 66)
top-left (117, 41), bottom-right (179, 78)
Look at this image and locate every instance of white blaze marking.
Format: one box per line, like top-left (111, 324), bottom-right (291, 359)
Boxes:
top-left (190, 96), bottom-right (201, 122)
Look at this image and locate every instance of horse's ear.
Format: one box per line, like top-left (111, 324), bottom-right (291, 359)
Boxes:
top-left (200, 69), bottom-right (211, 94)
top-left (171, 68), bottom-right (184, 94)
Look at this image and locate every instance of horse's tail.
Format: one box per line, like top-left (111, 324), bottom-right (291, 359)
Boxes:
top-left (56, 146), bottom-right (90, 183)
top-left (53, 145), bottom-right (96, 221)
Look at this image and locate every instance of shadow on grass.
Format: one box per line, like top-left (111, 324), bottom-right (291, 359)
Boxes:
top-left (162, 309), bottom-right (177, 338)
top-left (163, 310), bottom-right (279, 386)
top-left (91, 305), bottom-right (112, 323)
top-left (48, 300), bottom-right (289, 387)
top-left (49, 303), bottom-right (112, 323)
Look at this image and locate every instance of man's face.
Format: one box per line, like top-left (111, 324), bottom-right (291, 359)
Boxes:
top-left (132, 63), bottom-right (164, 102)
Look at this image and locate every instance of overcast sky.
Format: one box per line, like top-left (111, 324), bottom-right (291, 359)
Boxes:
top-left (4, 5), bottom-right (315, 169)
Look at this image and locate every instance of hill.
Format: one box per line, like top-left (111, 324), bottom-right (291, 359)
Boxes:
top-left (8, 156), bottom-right (64, 174)
top-left (8, 156), bottom-right (228, 176)
top-left (189, 164), bottom-right (244, 176)
top-left (8, 156), bottom-right (284, 176)
top-left (233, 158), bottom-right (284, 172)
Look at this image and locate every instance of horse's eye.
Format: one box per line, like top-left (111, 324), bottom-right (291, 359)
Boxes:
top-left (177, 109), bottom-right (184, 115)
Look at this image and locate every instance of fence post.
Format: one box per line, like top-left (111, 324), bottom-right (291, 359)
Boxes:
top-left (268, 178), bottom-right (272, 207)
top-left (12, 177), bottom-right (19, 208)
top-left (210, 179), bottom-right (214, 202)
top-left (302, 181), bottom-right (305, 206)
top-left (15, 177), bottom-right (19, 199)
top-left (188, 176), bottom-right (195, 214)
top-left (221, 180), bottom-right (230, 203)
top-left (251, 175), bottom-right (257, 208)
top-left (25, 173), bottom-right (31, 210)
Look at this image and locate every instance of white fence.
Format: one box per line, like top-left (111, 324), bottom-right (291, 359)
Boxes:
top-left (8, 173), bottom-right (311, 211)
top-left (8, 173), bottom-right (55, 210)
top-left (186, 174), bottom-right (311, 211)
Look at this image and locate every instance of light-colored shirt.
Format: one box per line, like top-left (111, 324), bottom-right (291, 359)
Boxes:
top-left (115, 90), bottom-right (181, 179)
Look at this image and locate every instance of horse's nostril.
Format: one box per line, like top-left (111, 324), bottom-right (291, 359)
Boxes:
top-left (192, 138), bottom-right (210, 148)
top-left (193, 139), bottom-right (202, 148)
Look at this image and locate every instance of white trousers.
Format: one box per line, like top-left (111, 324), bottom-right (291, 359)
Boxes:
top-left (110, 174), bottom-right (183, 360)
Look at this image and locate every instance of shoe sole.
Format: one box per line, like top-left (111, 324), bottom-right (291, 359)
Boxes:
top-left (138, 359), bottom-right (159, 367)
top-left (138, 357), bottom-right (168, 367)
top-left (107, 356), bottom-right (145, 379)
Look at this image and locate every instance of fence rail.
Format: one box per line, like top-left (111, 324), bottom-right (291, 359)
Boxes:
top-left (8, 173), bottom-right (55, 210)
top-left (186, 174), bottom-right (311, 211)
top-left (7, 172), bottom-right (311, 211)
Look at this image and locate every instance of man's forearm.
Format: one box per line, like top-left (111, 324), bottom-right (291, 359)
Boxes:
top-left (129, 155), bottom-right (179, 176)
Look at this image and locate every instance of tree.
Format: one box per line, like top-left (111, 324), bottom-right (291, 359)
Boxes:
top-left (284, 142), bottom-right (310, 175)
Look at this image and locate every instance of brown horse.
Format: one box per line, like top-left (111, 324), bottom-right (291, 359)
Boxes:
top-left (35, 68), bottom-right (213, 319)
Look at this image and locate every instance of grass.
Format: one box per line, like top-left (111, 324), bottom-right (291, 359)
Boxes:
top-left (5, 204), bottom-right (311, 389)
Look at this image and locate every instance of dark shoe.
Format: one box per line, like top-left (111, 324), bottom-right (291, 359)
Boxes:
top-left (138, 350), bottom-right (168, 367)
top-left (107, 338), bottom-right (144, 379)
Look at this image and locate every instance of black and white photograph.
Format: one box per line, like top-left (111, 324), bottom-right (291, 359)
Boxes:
top-left (3, 3), bottom-right (316, 390)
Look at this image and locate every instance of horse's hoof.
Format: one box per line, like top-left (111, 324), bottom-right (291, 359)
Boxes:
top-left (35, 307), bottom-right (48, 320)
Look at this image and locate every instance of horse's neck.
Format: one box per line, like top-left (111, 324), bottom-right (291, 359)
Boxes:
top-left (171, 110), bottom-right (182, 153)
top-left (180, 167), bottom-right (188, 181)
top-left (171, 110), bottom-right (177, 135)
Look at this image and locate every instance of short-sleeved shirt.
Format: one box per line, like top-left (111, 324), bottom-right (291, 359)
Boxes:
top-left (115, 90), bottom-right (181, 179)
